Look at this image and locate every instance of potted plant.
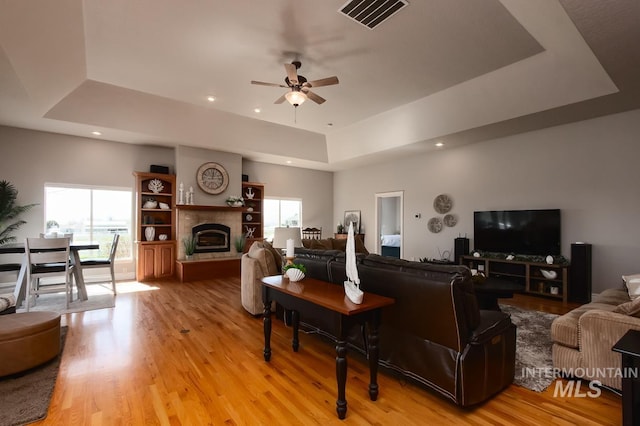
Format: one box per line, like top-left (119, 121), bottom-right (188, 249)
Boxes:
top-left (283, 262), bottom-right (307, 282)
top-left (0, 180), bottom-right (36, 245)
top-left (226, 196), bottom-right (244, 207)
top-left (234, 234), bottom-right (246, 253)
top-left (183, 235), bottom-right (196, 260)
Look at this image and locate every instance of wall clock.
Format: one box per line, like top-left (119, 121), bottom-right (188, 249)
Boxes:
top-left (433, 194), bottom-right (453, 214)
top-left (196, 162), bottom-right (229, 195)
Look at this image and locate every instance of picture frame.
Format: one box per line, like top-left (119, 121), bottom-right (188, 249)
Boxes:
top-left (343, 210), bottom-right (361, 234)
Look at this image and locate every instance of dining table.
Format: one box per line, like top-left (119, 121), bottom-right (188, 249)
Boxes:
top-left (0, 241), bottom-right (99, 308)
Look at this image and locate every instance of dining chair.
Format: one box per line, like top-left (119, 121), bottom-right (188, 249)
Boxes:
top-left (79, 234), bottom-right (119, 296)
top-left (302, 227), bottom-right (322, 240)
top-left (25, 236), bottom-right (74, 311)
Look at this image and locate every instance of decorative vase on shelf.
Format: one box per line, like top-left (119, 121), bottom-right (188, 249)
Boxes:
top-left (145, 227), bottom-right (155, 241)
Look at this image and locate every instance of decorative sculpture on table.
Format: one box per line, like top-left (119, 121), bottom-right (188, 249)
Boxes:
top-left (344, 222), bottom-right (363, 304)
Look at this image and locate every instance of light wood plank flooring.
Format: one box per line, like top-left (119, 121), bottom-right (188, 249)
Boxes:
top-left (34, 277), bottom-right (621, 425)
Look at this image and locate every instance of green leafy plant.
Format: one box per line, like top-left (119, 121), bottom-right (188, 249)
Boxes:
top-left (0, 180), bottom-right (36, 245)
top-left (226, 196), bottom-right (244, 206)
top-left (182, 235), bottom-right (196, 256)
top-left (283, 262), bottom-right (306, 274)
top-left (234, 234), bottom-right (246, 253)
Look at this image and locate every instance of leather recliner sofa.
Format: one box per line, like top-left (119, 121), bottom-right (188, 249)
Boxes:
top-left (293, 249), bottom-right (516, 407)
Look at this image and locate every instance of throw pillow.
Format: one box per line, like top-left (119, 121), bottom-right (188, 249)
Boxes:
top-left (354, 235), bottom-right (369, 254)
top-left (613, 297), bottom-right (640, 317)
top-left (623, 274), bottom-right (640, 300)
top-left (248, 242), bottom-right (269, 276)
top-left (262, 240), bottom-right (283, 273)
top-left (331, 238), bottom-right (347, 251)
top-left (312, 239), bottom-right (334, 250)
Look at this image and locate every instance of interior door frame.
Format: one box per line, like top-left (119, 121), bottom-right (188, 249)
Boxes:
top-left (374, 191), bottom-right (404, 258)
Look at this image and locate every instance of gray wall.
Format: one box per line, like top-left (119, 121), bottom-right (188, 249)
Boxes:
top-left (175, 145), bottom-right (243, 205)
top-left (242, 160), bottom-right (334, 238)
top-left (0, 125), bottom-right (174, 277)
top-left (334, 108), bottom-right (640, 293)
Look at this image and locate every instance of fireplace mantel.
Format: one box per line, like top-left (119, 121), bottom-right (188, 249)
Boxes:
top-left (176, 204), bottom-right (245, 212)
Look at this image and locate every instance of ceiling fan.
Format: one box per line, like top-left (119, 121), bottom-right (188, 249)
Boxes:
top-left (251, 61), bottom-right (339, 107)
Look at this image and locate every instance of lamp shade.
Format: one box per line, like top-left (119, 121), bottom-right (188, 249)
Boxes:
top-left (272, 227), bottom-right (303, 249)
top-left (285, 90), bottom-right (306, 106)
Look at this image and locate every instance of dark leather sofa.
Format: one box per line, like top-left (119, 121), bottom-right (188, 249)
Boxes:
top-left (292, 249), bottom-right (516, 407)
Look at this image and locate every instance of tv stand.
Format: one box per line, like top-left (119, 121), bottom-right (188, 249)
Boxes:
top-left (460, 255), bottom-right (569, 304)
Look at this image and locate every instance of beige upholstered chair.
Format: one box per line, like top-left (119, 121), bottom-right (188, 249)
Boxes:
top-left (241, 241), bottom-right (280, 315)
top-left (25, 237), bottom-right (74, 311)
top-left (80, 233), bottom-right (119, 295)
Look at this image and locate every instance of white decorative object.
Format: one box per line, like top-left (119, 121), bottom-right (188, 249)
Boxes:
top-left (245, 226), bottom-right (256, 239)
top-left (178, 182), bottom-right (184, 204)
top-left (188, 187), bottom-right (194, 205)
top-left (550, 286), bottom-right (559, 295)
top-left (148, 179), bottom-right (164, 193)
top-left (159, 202), bottom-right (170, 210)
top-left (344, 222), bottom-right (363, 304)
top-left (143, 200), bottom-right (158, 209)
top-left (540, 269), bottom-right (558, 280)
top-left (145, 227), bottom-right (155, 241)
top-left (286, 238), bottom-right (295, 258)
top-left (286, 268), bottom-right (305, 282)
top-left (506, 254), bottom-right (514, 261)
top-left (159, 234), bottom-right (168, 241)
top-left (245, 187), bottom-right (255, 199)
top-left (247, 207), bottom-right (254, 212)
top-left (546, 255), bottom-right (554, 264)
top-left (473, 251), bottom-right (481, 258)
top-left (246, 214), bottom-right (253, 222)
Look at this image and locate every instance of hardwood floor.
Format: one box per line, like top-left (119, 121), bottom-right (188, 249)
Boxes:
top-left (35, 277), bottom-right (621, 425)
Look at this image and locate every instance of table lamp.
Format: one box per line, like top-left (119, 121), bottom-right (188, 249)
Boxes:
top-left (272, 227), bottom-right (303, 268)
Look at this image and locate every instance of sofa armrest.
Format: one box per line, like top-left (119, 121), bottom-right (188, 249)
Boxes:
top-left (469, 310), bottom-right (514, 344)
top-left (241, 254), bottom-right (267, 315)
top-left (577, 310), bottom-right (640, 388)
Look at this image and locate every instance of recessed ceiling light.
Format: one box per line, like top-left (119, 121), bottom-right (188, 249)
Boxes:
top-left (207, 96), bottom-right (215, 102)
top-left (91, 131), bottom-right (102, 136)
top-left (254, 108), bottom-right (261, 113)
top-left (435, 142), bottom-right (444, 147)
top-left (286, 160), bottom-right (292, 164)
top-left (327, 123), bottom-right (333, 127)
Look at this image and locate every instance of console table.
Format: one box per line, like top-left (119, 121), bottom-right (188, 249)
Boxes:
top-left (261, 275), bottom-right (394, 419)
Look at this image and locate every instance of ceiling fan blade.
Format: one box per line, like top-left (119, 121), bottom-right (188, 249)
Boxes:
top-left (251, 80), bottom-right (288, 88)
top-left (305, 76), bottom-right (339, 88)
top-left (284, 63), bottom-right (299, 85)
top-left (304, 90), bottom-right (326, 104)
top-left (274, 93), bottom-right (287, 104)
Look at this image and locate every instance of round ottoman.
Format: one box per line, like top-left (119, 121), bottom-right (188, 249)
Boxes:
top-left (0, 311), bottom-right (61, 377)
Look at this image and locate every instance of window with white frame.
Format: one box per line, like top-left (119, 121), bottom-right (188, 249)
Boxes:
top-left (263, 198), bottom-right (302, 241)
top-left (44, 185), bottom-right (132, 260)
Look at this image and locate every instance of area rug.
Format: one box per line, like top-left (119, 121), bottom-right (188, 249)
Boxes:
top-left (17, 285), bottom-right (115, 314)
top-left (500, 304), bottom-right (559, 392)
top-left (0, 326), bottom-right (68, 426)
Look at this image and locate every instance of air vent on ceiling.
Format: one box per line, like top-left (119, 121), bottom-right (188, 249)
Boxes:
top-left (339, 0), bottom-right (408, 30)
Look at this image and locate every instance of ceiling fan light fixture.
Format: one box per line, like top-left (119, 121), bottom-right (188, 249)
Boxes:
top-left (285, 90), bottom-right (307, 106)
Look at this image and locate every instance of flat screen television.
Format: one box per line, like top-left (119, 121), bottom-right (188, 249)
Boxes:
top-left (473, 209), bottom-right (561, 255)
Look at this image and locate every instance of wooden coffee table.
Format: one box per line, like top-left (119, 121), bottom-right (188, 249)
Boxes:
top-left (261, 275), bottom-right (395, 420)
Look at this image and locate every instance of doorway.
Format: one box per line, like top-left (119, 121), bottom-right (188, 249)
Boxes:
top-left (375, 191), bottom-right (404, 258)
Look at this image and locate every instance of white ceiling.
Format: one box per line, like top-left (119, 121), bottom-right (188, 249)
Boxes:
top-left (0, 0), bottom-right (638, 171)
